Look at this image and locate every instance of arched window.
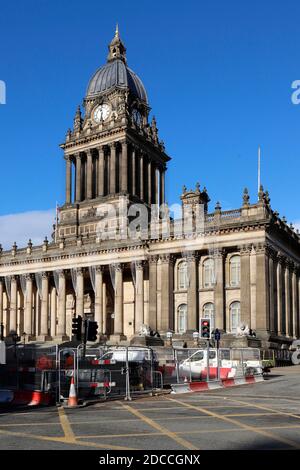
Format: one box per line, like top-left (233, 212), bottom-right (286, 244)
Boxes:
top-left (230, 301), bottom-right (241, 333)
top-left (178, 304), bottom-right (187, 334)
top-left (202, 303), bottom-right (215, 330)
top-left (203, 258), bottom-right (215, 287)
top-left (230, 255), bottom-right (240, 286)
top-left (178, 261), bottom-right (188, 290)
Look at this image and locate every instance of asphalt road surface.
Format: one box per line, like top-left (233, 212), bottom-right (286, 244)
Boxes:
top-left (0, 366), bottom-right (300, 450)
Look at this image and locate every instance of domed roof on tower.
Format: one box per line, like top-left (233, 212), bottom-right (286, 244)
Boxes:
top-left (86, 25), bottom-right (148, 103)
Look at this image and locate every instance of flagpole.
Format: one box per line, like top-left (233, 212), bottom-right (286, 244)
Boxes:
top-left (257, 146), bottom-right (261, 200)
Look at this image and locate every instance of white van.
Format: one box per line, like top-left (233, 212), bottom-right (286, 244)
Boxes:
top-left (178, 348), bottom-right (263, 380)
top-left (99, 347), bottom-right (153, 363)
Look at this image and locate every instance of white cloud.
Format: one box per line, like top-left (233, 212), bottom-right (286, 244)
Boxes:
top-left (0, 209), bottom-right (55, 250)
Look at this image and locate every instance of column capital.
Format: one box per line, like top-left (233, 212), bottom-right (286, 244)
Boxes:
top-left (277, 252), bottom-right (287, 266)
top-left (148, 255), bottom-right (159, 264)
top-left (109, 141), bottom-right (118, 149)
top-left (57, 269), bottom-right (65, 278)
top-left (25, 273), bottom-right (33, 281)
top-left (64, 154), bottom-right (72, 162)
top-left (114, 263), bottom-right (124, 272)
top-left (239, 244), bottom-right (252, 256)
top-left (160, 253), bottom-right (175, 265)
top-left (120, 138), bottom-right (129, 146)
top-left (95, 265), bottom-right (104, 273)
top-left (75, 152), bottom-right (82, 160)
top-left (76, 267), bottom-right (84, 276)
top-left (41, 271), bottom-right (49, 279)
top-left (253, 242), bottom-right (268, 254)
top-left (86, 148), bottom-right (94, 157)
top-left (135, 260), bottom-right (145, 270)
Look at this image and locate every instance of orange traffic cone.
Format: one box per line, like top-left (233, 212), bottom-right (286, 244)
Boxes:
top-left (67, 377), bottom-right (78, 407)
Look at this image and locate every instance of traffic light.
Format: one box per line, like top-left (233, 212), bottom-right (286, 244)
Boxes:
top-left (72, 315), bottom-right (82, 341)
top-left (200, 318), bottom-right (211, 339)
top-left (87, 320), bottom-right (98, 342)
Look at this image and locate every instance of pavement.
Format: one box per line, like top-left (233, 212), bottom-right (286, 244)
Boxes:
top-left (0, 366), bottom-right (300, 450)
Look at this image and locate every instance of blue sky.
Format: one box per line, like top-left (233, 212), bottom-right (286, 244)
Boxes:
top-left (0, 0), bottom-right (299, 246)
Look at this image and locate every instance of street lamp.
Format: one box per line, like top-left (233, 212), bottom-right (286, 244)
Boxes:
top-left (192, 331), bottom-right (199, 346)
top-left (166, 331), bottom-right (173, 346)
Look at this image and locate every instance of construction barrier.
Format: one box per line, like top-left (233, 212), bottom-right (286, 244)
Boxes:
top-left (171, 374), bottom-right (265, 394)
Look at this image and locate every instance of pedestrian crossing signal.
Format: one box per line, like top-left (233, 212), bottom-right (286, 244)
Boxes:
top-left (200, 318), bottom-right (211, 339)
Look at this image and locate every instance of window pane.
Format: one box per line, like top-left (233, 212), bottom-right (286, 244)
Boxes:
top-left (202, 303), bottom-right (215, 330)
top-left (203, 258), bottom-right (215, 287)
top-left (178, 262), bottom-right (188, 289)
top-left (230, 256), bottom-right (240, 286)
top-left (178, 304), bottom-right (187, 333)
top-left (230, 301), bottom-right (240, 332)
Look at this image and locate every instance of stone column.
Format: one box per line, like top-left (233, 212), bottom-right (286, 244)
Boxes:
top-left (160, 169), bottom-right (165, 205)
top-left (24, 274), bottom-right (33, 338)
top-left (155, 167), bottom-right (159, 206)
top-left (131, 146), bottom-right (136, 196)
top-left (147, 158), bottom-right (152, 204)
top-left (284, 262), bottom-right (291, 336)
top-left (114, 264), bottom-right (124, 336)
top-left (50, 285), bottom-right (57, 338)
top-left (148, 256), bottom-right (158, 330)
top-left (160, 255), bottom-right (174, 331)
top-left (86, 149), bottom-right (93, 199)
top-left (268, 251), bottom-right (275, 334)
top-left (95, 266), bottom-right (104, 334)
top-left (139, 152), bottom-right (144, 200)
top-left (276, 255), bottom-right (284, 336)
top-left (39, 272), bottom-right (49, 339)
top-left (121, 140), bottom-right (128, 192)
top-left (0, 278), bottom-right (3, 327)
top-left (214, 249), bottom-right (225, 330)
top-left (75, 153), bottom-right (82, 202)
top-left (10, 276), bottom-right (17, 333)
top-left (135, 261), bottom-right (144, 333)
top-left (187, 253), bottom-right (198, 331)
top-left (255, 243), bottom-right (270, 333)
top-left (98, 146), bottom-right (104, 197)
top-left (292, 266), bottom-right (298, 338)
top-left (110, 143), bottom-right (116, 194)
top-left (57, 270), bottom-right (67, 339)
top-left (76, 268), bottom-right (84, 317)
top-left (298, 275), bottom-right (300, 338)
top-left (65, 155), bottom-right (72, 204)
top-left (103, 283), bottom-right (107, 335)
top-left (240, 245), bottom-right (251, 327)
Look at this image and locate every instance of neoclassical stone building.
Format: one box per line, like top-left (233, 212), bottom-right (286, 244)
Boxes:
top-left (0, 28), bottom-right (299, 350)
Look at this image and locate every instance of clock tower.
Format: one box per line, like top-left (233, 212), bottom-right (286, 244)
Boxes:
top-left (58, 26), bottom-right (170, 241)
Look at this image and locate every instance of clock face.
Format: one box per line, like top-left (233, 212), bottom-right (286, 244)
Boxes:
top-left (93, 104), bottom-right (110, 122)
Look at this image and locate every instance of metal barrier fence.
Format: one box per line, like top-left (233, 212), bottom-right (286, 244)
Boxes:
top-left (0, 344), bottom-right (165, 404)
top-left (0, 343), bottom-right (284, 403)
top-left (172, 347), bottom-right (264, 384)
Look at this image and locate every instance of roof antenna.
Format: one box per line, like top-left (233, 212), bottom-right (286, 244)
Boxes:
top-left (257, 145), bottom-right (261, 201)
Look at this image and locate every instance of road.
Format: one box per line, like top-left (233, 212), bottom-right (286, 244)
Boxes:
top-left (0, 366), bottom-right (300, 450)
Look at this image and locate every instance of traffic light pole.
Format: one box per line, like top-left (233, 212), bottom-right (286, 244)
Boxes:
top-left (206, 339), bottom-right (210, 383)
top-left (83, 320), bottom-right (88, 359)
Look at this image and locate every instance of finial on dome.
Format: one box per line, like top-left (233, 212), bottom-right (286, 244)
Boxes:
top-left (107, 24), bottom-right (126, 63)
